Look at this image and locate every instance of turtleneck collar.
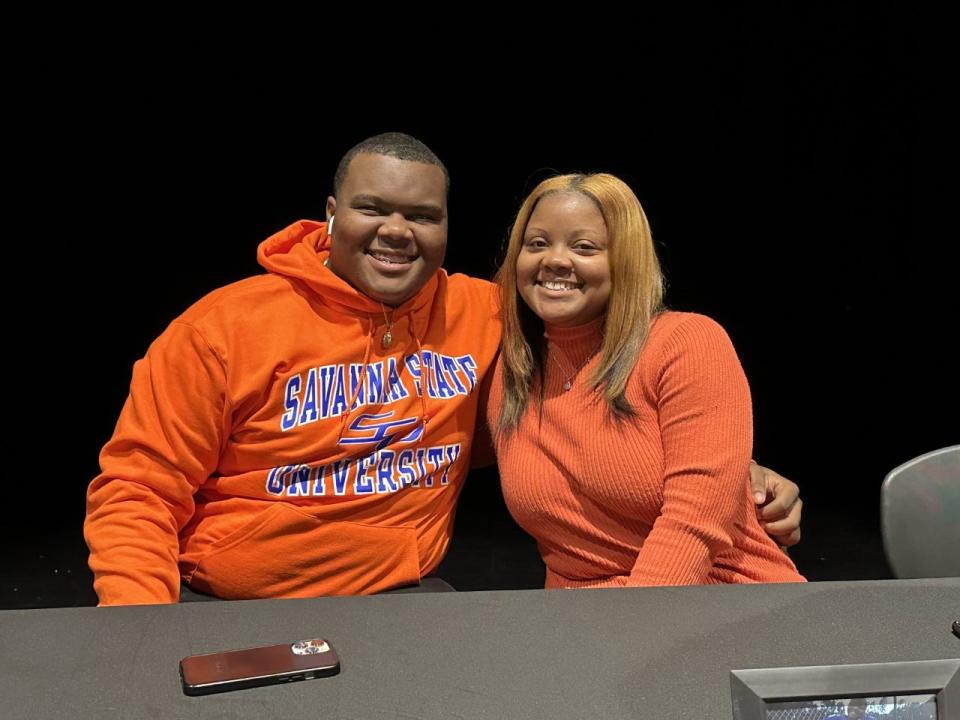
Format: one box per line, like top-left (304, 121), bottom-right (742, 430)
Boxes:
top-left (544, 316), bottom-right (604, 369)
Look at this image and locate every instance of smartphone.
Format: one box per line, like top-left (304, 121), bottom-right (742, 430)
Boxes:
top-left (180, 638), bottom-right (340, 696)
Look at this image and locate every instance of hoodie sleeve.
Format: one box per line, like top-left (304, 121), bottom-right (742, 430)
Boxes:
top-left (469, 356), bottom-right (498, 469)
top-left (84, 320), bottom-right (229, 605)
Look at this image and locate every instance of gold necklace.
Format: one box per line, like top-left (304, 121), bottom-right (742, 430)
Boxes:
top-left (380, 303), bottom-right (395, 348)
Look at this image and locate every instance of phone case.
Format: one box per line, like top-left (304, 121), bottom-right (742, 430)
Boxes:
top-left (180, 638), bottom-right (340, 696)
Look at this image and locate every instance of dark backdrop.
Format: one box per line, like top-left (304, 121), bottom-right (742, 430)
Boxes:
top-left (7, 8), bottom-right (945, 608)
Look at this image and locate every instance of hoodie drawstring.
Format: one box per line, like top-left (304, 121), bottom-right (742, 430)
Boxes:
top-left (337, 316), bottom-right (376, 443)
top-left (409, 313), bottom-right (431, 434)
top-left (337, 312), bottom-right (431, 444)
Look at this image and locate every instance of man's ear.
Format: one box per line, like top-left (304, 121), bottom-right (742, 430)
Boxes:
top-left (326, 196), bottom-right (336, 219)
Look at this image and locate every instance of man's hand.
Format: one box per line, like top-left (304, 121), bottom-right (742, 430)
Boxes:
top-left (749, 462), bottom-right (802, 547)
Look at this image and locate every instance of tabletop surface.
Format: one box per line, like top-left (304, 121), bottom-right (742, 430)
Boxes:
top-left (2, 578), bottom-right (958, 719)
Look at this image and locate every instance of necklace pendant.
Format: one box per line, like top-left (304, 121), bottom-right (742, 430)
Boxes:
top-left (563, 379), bottom-right (573, 391)
top-left (381, 331), bottom-right (393, 348)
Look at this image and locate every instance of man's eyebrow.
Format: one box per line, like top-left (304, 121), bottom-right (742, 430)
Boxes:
top-left (351, 194), bottom-right (444, 214)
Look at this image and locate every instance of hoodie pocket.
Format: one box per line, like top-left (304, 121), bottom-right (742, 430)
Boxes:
top-left (189, 503), bottom-right (421, 599)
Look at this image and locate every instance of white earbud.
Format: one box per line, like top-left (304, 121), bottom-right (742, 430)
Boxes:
top-left (327, 215), bottom-right (335, 234)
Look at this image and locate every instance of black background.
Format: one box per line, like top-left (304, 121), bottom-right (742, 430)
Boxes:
top-left (6, 8), bottom-right (949, 607)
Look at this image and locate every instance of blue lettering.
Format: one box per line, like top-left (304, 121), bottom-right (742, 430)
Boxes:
top-left (433, 353), bottom-right (455, 398)
top-left (441, 356), bottom-right (467, 394)
top-left (384, 357), bottom-right (409, 403)
top-left (424, 447), bottom-right (445, 487)
top-left (421, 351), bottom-right (439, 398)
top-left (441, 444), bottom-right (462, 485)
top-left (404, 355), bottom-right (422, 396)
top-left (367, 362), bottom-right (384, 404)
top-left (330, 368), bottom-right (348, 417)
top-left (266, 466), bottom-right (284, 494)
top-left (339, 411), bottom-right (419, 450)
top-left (332, 460), bottom-right (351, 496)
top-left (349, 364), bottom-right (366, 410)
top-left (276, 465), bottom-right (295, 492)
top-left (311, 465), bottom-right (326, 495)
top-left (376, 450), bottom-right (398, 493)
top-left (280, 376), bottom-right (301, 431)
top-left (413, 448), bottom-right (427, 487)
top-left (355, 454), bottom-right (375, 494)
top-left (297, 369), bottom-right (318, 426)
top-left (319, 365), bottom-right (337, 419)
top-left (287, 464), bottom-right (311, 496)
top-left (457, 355), bottom-right (478, 392)
top-left (397, 449), bottom-right (416, 487)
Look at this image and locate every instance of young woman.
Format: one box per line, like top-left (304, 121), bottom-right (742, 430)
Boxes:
top-left (489, 173), bottom-right (804, 588)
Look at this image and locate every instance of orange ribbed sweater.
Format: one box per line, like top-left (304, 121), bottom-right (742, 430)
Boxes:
top-left (489, 312), bottom-right (804, 588)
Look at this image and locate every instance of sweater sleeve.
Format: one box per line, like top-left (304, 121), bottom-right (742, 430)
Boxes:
top-left (627, 315), bottom-right (753, 586)
top-left (84, 321), bottom-right (229, 605)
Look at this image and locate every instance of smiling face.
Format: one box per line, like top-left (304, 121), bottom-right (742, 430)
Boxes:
top-left (325, 152), bottom-right (448, 307)
top-left (516, 192), bottom-right (612, 327)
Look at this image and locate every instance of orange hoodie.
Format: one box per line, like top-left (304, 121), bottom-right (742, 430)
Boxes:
top-left (85, 221), bottom-right (501, 605)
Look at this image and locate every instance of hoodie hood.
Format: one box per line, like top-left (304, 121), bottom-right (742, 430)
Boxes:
top-left (257, 219), bottom-right (442, 441)
top-left (256, 219), bottom-right (440, 319)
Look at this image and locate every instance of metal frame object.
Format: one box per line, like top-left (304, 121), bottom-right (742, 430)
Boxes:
top-left (730, 658), bottom-right (959, 719)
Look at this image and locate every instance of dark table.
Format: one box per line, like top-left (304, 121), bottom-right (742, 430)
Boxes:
top-left (2, 579), bottom-right (957, 719)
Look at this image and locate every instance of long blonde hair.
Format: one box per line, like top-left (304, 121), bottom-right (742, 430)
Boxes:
top-left (496, 173), bottom-right (664, 432)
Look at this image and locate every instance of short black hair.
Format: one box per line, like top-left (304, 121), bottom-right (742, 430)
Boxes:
top-left (333, 132), bottom-right (450, 196)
